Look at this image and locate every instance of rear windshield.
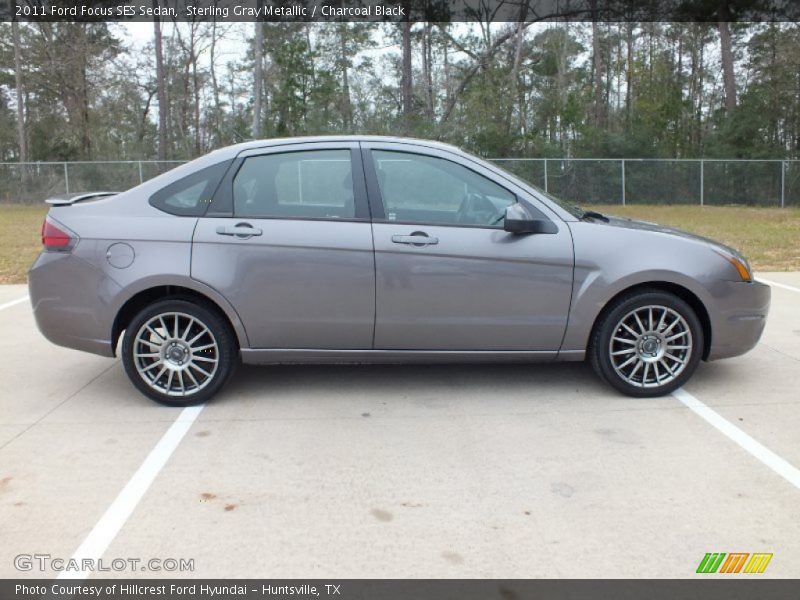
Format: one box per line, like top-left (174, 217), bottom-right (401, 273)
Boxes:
top-left (149, 161), bottom-right (231, 216)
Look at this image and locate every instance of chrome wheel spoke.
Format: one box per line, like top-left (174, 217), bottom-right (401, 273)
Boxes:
top-left (656, 309), bottom-right (667, 332)
top-left (145, 325), bottom-right (164, 342)
top-left (633, 312), bottom-right (647, 334)
top-left (181, 318), bottom-right (196, 341)
top-left (191, 342), bottom-right (216, 352)
top-left (141, 360), bottom-right (162, 373)
top-left (642, 362), bottom-right (650, 386)
top-left (185, 367), bottom-right (200, 389)
top-left (611, 348), bottom-right (636, 356)
top-left (190, 363), bottom-right (212, 378)
top-left (188, 330), bottom-right (206, 345)
top-left (193, 355), bottom-right (217, 363)
top-left (629, 360), bottom-right (643, 380)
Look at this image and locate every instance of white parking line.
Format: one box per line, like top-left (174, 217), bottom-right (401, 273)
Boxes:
top-left (0, 295), bottom-right (28, 311)
top-left (756, 277), bottom-right (800, 294)
top-left (673, 388), bottom-right (800, 490)
top-left (58, 405), bottom-right (204, 580)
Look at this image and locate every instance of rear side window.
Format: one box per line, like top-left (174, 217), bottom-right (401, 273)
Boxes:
top-left (233, 150), bottom-right (355, 220)
top-left (149, 161), bottom-right (231, 216)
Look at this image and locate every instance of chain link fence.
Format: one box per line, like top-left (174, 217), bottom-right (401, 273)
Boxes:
top-left (492, 158), bottom-right (799, 207)
top-left (1, 158), bottom-right (798, 206)
top-left (0, 161), bottom-right (184, 204)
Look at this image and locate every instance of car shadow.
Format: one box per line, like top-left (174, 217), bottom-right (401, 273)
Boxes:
top-left (221, 360), bottom-right (608, 400)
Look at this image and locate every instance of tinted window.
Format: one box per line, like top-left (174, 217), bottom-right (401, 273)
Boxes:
top-left (234, 150), bottom-right (355, 219)
top-left (372, 150), bottom-right (516, 227)
top-left (149, 161), bottom-right (230, 216)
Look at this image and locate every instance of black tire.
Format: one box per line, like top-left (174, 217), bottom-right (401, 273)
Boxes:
top-left (589, 289), bottom-right (704, 398)
top-left (121, 299), bottom-right (237, 406)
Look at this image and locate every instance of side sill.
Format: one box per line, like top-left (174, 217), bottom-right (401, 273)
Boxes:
top-left (556, 349), bottom-right (586, 362)
top-left (240, 349), bottom-right (560, 365)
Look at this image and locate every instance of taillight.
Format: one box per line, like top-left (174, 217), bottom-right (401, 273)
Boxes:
top-left (41, 218), bottom-right (74, 251)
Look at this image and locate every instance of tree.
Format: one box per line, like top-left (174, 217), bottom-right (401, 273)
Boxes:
top-left (717, 2), bottom-right (737, 113)
top-left (12, 20), bottom-right (26, 163)
top-left (153, 7), bottom-right (167, 160)
top-left (252, 18), bottom-right (263, 139)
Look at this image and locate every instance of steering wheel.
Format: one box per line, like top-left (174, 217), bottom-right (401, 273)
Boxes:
top-left (456, 192), bottom-right (502, 225)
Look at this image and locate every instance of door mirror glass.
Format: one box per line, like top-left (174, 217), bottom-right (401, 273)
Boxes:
top-left (503, 203), bottom-right (558, 234)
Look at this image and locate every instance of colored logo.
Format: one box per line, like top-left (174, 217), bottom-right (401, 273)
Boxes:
top-left (696, 552), bottom-right (773, 574)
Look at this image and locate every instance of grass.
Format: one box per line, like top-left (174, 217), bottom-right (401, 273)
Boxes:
top-left (0, 204), bottom-right (47, 284)
top-left (0, 203), bottom-right (797, 284)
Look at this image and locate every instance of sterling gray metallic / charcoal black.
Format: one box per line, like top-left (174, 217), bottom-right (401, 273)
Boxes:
top-left (28, 136), bottom-right (770, 405)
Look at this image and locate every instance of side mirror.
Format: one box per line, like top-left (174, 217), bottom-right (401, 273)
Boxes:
top-left (503, 204), bottom-right (558, 234)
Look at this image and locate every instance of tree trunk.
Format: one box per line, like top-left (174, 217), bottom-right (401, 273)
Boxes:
top-left (506, 10), bottom-right (527, 135)
top-left (12, 20), bottom-right (27, 163)
top-left (339, 22), bottom-right (352, 130)
top-left (422, 22), bottom-right (434, 120)
top-left (717, 2), bottom-right (737, 113)
top-left (76, 25), bottom-right (91, 158)
top-left (153, 7), bottom-right (168, 161)
top-left (591, 1), bottom-right (606, 129)
top-left (210, 15), bottom-right (221, 143)
top-left (625, 22), bottom-right (633, 127)
top-left (252, 20), bottom-right (263, 139)
top-left (401, 20), bottom-right (413, 134)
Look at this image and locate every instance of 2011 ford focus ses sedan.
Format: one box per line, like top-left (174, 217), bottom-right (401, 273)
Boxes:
top-left (29, 136), bottom-right (770, 406)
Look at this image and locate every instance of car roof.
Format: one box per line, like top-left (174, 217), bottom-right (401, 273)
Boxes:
top-left (214, 135), bottom-right (467, 159)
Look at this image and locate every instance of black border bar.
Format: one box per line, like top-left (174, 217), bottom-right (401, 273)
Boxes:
top-left (4, 579), bottom-right (800, 600)
top-left (2, 0), bottom-right (800, 23)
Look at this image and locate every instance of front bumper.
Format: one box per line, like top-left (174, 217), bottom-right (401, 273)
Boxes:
top-left (706, 279), bottom-right (770, 361)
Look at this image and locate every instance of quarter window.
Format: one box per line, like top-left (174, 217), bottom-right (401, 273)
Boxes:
top-left (149, 161), bottom-right (230, 216)
top-left (371, 150), bottom-right (516, 227)
top-left (234, 150), bottom-right (355, 219)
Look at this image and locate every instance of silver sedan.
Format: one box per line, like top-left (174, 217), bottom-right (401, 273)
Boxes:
top-left (29, 136), bottom-right (770, 405)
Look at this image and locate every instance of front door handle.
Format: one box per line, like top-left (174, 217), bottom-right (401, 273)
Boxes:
top-left (216, 223), bottom-right (263, 238)
top-left (391, 232), bottom-right (439, 247)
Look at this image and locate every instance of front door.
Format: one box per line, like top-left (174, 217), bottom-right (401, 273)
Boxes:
top-left (364, 144), bottom-right (574, 351)
top-left (192, 143), bottom-right (375, 349)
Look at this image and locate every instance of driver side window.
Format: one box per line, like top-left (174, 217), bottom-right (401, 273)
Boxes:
top-left (371, 150), bottom-right (515, 227)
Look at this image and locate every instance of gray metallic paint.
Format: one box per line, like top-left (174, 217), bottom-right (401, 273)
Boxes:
top-left (28, 135), bottom-right (769, 371)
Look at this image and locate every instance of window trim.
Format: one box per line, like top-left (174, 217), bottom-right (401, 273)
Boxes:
top-left (361, 146), bottom-right (551, 231)
top-left (208, 144), bottom-right (370, 222)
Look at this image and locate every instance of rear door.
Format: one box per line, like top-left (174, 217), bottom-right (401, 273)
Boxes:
top-left (191, 142), bottom-right (375, 349)
top-left (363, 142), bottom-right (574, 351)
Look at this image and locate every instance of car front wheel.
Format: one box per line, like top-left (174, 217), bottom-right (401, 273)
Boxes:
top-left (590, 290), bottom-right (704, 397)
top-left (121, 299), bottom-right (236, 406)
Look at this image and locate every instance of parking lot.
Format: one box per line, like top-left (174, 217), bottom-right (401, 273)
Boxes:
top-left (0, 274), bottom-right (798, 579)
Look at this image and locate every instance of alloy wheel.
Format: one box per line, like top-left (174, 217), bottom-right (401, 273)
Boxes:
top-left (132, 311), bottom-right (220, 397)
top-left (608, 304), bottom-right (693, 389)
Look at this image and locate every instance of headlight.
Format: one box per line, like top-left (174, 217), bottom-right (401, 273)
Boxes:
top-left (716, 250), bottom-right (752, 282)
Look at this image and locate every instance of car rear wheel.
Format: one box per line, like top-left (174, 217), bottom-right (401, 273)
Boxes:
top-left (121, 299), bottom-right (236, 406)
top-left (590, 290), bottom-right (704, 397)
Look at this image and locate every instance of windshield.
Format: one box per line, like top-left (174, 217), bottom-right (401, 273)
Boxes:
top-left (487, 160), bottom-right (585, 219)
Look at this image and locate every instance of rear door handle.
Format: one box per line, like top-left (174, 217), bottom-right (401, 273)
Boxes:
top-left (216, 223), bottom-right (262, 238)
top-left (391, 233), bottom-right (439, 246)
